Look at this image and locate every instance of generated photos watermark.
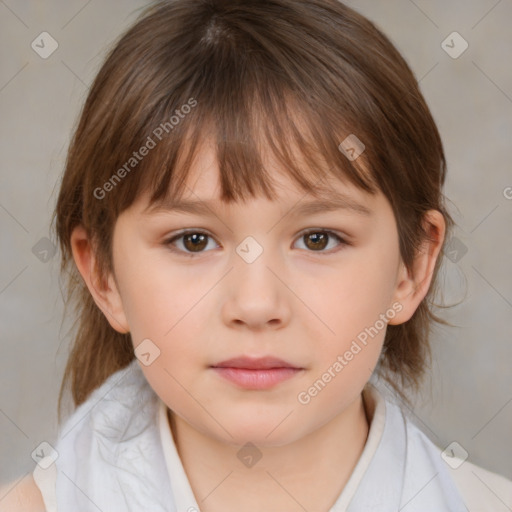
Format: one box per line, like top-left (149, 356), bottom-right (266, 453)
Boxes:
top-left (297, 301), bottom-right (403, 405)
top-left (93, 97), bottom-right (197, 200)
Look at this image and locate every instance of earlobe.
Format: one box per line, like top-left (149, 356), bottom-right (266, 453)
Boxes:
top-left (70, 225), bottom-right (130, 334)
top-left (387, 210), bottom-right (446, 325)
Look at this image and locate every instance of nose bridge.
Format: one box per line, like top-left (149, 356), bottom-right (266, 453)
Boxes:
top-left (234, 233), bottom-right (280, 296)
top-left (222, 233), bottom-right (289, 328)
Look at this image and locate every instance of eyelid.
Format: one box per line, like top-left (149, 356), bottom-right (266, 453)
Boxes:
top-left (294, 228), bottom-right (350, 253)
top-left (295, 227), bottom-right (350, 242)
top-left (163, 229), bottom-right (220, 256)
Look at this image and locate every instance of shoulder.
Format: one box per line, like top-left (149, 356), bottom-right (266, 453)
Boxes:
top-left (0, 473), bottom-right (46, 512)
top-left (447, 458), bottom-right (512, 512)
top-left (388, 402), bottom-right (512, 510)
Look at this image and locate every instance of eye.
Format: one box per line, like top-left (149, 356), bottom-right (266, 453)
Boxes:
top-left (294, 229), bottom-right (348, 253)
top-left (164, 230), bottom-right (219, 256)
top-left (164, 228), bottom-right (349, 257)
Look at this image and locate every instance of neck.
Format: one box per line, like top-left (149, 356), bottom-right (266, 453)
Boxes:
top-left (168, 390), bottom-right (371, 512)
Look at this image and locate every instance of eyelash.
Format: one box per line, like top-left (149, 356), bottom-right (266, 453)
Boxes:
top-left (163, 229), bottom-right (350, 257)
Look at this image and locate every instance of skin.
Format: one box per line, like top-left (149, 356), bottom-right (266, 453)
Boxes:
top-left (0, 474), bottom-right (45, 512)
top-left (71, 139), bottom-right (445, 512)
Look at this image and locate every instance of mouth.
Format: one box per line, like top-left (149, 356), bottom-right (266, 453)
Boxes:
top-left (210, 356), bottom-right (304, 390)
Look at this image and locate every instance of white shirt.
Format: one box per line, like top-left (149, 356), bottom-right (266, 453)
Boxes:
top-left (33, 360), bottom-right (512, 511)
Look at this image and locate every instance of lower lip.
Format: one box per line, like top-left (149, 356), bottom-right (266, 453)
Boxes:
top-left (211, 367), bottom-right (302, 390)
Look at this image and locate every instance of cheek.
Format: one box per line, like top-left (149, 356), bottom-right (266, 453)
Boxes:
top-left (295, 250), bottom-right (398, 348)
top-left (127, 303), bottom-right (210, 423)
top-left (115, 246), bottom-right (211, 343)
top-left (295, 311), bottom-right (386, 420)
top-left (294, 244), bottom-right (398, 402)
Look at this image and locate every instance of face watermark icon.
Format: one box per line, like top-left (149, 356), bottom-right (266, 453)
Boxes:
top-left (135, 338), bottom-right (161, 366)
top-left (444, 236), bottom-right (468, 263)
top-left (441, 441), bottom-right (469, 469)
top-left (237, 442), bottom-right (263, 468)
top-left (236, 236), bottom-right (264, 264)
top-left (503, 187), bottom-right (512, 200)
top-left (338, 134), bottom-right (365, 161)
top-left (31, 32), bottom-right (59, 59)
top-left (31, 441), bottom-right (59, 469)
top-left (32, 237), bottom-right (57, 263)
top-left (441, 32), bottom-right (469, 59)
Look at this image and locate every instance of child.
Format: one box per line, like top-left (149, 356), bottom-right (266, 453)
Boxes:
top-left (4, 0), bottom-right (511, 510)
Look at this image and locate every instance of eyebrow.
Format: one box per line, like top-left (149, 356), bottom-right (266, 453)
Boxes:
top-left (143, 193), bottom-right (372, 218)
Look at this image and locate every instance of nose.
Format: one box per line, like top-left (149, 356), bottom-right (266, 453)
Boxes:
top-left (221, 248), bottom-right (291, 331)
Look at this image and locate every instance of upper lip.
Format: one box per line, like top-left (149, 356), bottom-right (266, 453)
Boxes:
top-left (211, 356), bottom-right (301, 370)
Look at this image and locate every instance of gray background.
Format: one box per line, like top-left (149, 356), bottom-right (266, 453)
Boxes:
top-left (1, 0), bottom-right (511, 494)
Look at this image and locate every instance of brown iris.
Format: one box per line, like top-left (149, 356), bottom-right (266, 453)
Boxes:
top-left (183, 233), bottom-right (208, 252)
top-left (303, 232), bottom-right (328, 251)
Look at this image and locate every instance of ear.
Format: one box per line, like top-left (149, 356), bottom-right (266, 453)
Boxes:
top-left (70, 225), bottom-right (130, 334)
top-left (387, 210), bottom-right (446, 325)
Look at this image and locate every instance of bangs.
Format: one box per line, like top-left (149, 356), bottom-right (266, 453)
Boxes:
top-left (118, 88), bottom-right (379, 217)
top-left (139, 102), bottom-right (378, 214)
top-left (102, 7), bottom-right (381, 216)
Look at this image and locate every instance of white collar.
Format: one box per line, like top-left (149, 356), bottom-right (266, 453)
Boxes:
top-left (157, 383), bottom-right (387, 511)
top-left (53, 360), bottom-right (468, 511)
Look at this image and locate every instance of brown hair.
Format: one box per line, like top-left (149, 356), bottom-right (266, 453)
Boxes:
top-left (52, 0), bottom-right (455, 421)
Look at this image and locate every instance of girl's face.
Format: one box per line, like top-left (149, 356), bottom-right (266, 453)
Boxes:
top-left (105, 140), bottom-right (418, 447)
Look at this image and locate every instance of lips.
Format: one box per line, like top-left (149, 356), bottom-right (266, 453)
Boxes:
top-left (211, 356), bottom-right (303, 390)
top-left (212, 356), bottom-right (300, 370)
